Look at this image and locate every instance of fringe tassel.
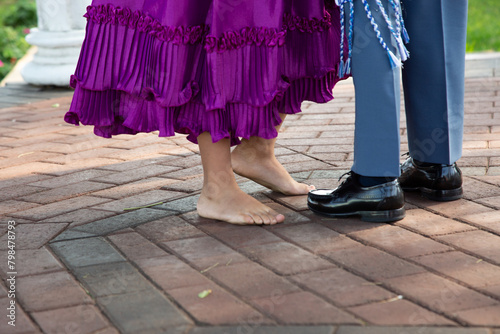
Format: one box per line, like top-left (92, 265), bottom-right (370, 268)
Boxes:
top-left (337, 0), bottom-right (354, 78)
top-left (338, 0), bottom-right (346, 78)
top-left (337, 0), bottom-right (409, 70)
top-left (387, 50), bottom-right (401, 69)
top-left (346, 0), bottom-right (354, 76)
top-left (335, 0), bottom-right (410, 72)
top-left (402, 26), bottom-right (410, 43)
top-left (344, 58), bottom-right (351, 75)
top-left (338, 60), bottom-right (345, 78)
top-left (396, 37), bottom-right (409, 62)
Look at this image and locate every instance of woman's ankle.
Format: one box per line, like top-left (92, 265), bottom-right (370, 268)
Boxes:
top-left (201, 176), bottom-right (240, 200)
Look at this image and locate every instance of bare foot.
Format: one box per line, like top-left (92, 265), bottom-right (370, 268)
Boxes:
top-left (197, 185), bottom-right (285, 225)
top-left (232, 146), bottom-right (315, 196)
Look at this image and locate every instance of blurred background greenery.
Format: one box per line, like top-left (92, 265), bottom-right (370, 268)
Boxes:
top-left (0, 0), bottom-right (37, 81)
top-left (466, 0), bottom-right (500, 52)
top-left (0, 0), bottom-right (499, 82)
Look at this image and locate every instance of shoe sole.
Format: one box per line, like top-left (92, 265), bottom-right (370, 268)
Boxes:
top-left (402, 186), bottom-right (463, 202)
top-left (308, 205), bottom-right (406, 223)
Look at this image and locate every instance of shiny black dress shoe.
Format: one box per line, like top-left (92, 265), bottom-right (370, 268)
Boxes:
top-left (307, 172), bottom-right (406, 223)
top-left (399, 157), bottom-right (463, 201)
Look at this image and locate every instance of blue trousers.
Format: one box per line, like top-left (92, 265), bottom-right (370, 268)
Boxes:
top-left (347, 0), bottom-right (468, 177)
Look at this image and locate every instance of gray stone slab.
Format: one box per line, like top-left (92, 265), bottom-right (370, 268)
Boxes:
top-left (0, 90), bottom-right (14, 96)
top-left (9, 91), bottom-right (66, 99)
top-left (189, 326), bottom-right (335, 334)
top-left (98, 289), bottom-right (192, 334)
top-left (0, 89), bottom-right (36, 96)
top-left (155, 195), bottom-right (200, 213)
top-left (1, 83), bottom-right (43, 92)
top-left (152, 327), bottom-right (192, 334)
top-left (0, 94), bottom-right (43, 103)
top-left (73, 208), bottom-right (176, 235)
top-left (50, 237), bottom-right (125, 268)
top-left (336, 327), bottom-right (490, 334)
top-left (238, 180), bottom-right (268, 194)
top-left (310, 169), bottom-right (349, 180)
top-left (0, 86), bottom-right (73, 107)
top-left (42, 92), bottom-right (73, 99)
top-left (290, 171), bottom-right (313, 181)
top-left (73, 261), bottom-right (153, 297)
top-left (465, 68), bottom-right (494, 78)
top-left (51, 229), bottom-right (96, 242)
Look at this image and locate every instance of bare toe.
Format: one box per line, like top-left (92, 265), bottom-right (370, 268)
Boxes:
top-left (242, 214), bottom-right (255, 225)
top-left (198, 187), bottom-right (285, 225)
top-left (260, 211), bottom-right (274, 225)
top-left (249, 213), bottom-right (265, 225)
top-left (268, 209), bottom-right (284, 225)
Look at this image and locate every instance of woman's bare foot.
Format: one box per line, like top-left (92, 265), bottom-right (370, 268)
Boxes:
top-left (197, 132), bottom-right (285, 225)
top-left (197, 183), bottom-right (285, 225)
top-left (232, 142), bottom-right (315, 196)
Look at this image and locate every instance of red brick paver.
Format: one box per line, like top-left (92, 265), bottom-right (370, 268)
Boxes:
top-left (31, 305), bottom-right (111, 334)
top-left (16, 271), bottom-right (93, 312)
top-left (348, 299), bottom-right (457, 326)
top-left (1, 61), bottom-right (500, 332)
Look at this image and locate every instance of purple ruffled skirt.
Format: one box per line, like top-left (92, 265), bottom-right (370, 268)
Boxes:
top-left (65, 0), bottom-right (345, 145)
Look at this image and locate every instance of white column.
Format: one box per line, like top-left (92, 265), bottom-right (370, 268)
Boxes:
top-left (21, 0), bottom-right (91, 86)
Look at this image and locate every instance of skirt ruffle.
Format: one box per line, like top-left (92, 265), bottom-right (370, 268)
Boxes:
top-left (65, 1), bottom-right (346, 145)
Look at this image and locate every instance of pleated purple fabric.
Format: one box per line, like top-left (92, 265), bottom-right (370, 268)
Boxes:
top-left (65, 0), bottom-right (346, 145)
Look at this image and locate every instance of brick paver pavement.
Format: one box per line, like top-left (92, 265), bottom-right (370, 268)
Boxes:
top-left (0, 55), bottom-right (499, 333)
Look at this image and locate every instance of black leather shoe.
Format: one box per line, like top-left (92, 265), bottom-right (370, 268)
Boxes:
top-left (399, 157), bottom-right (463, 201)
top-left (307, 172), bottom-right (406, 223)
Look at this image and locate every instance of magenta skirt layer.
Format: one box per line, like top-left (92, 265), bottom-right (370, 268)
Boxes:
top-left (65, 0), bottom-right (346, 145)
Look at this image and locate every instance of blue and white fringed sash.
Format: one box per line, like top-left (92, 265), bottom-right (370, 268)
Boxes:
top-left (336, 0), bottom-right (410, 78)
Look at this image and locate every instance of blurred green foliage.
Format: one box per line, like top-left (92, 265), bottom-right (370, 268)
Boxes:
top-left (467, 0), bottom-right (500, 52)
top-left (0, 0), bottom-right (37, 81)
